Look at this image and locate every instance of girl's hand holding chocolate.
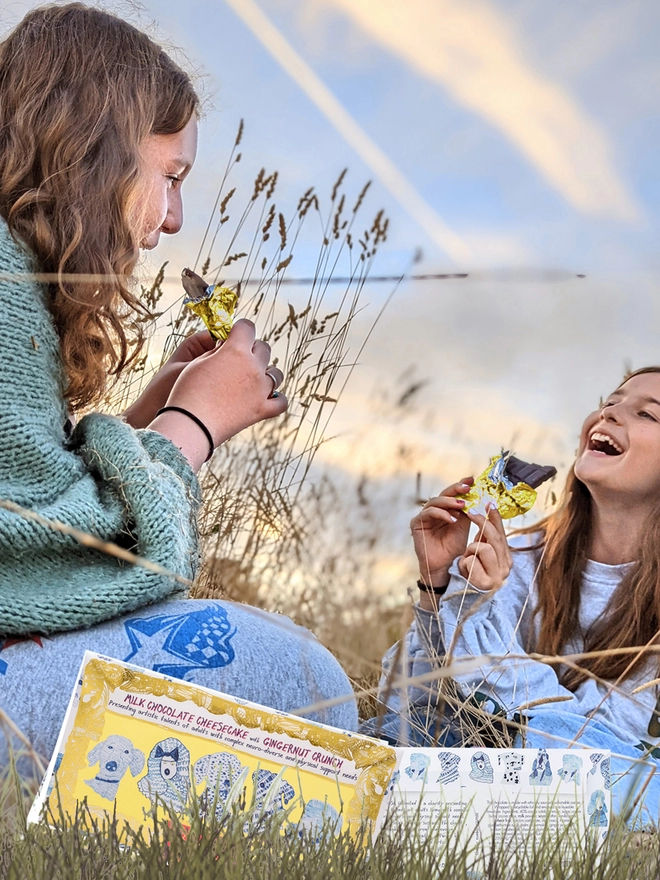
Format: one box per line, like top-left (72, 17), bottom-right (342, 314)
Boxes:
top-left (411, 477), bottom-right (474, 589)
top-left (122, 330), bottom-right (216, 429)
top-left (149, 319), bottom-right (287, 470)
top-left (457, 506), bottom-right (513, 592)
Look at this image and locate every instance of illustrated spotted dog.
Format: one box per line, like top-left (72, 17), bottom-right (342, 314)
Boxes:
top-left (498, 751), bottom-right (524, 784)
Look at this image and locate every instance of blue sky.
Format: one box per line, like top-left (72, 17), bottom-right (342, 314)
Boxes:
top-left (150, 0), bottom-right (660, 273)
top-left (3, 0), bottom-right (660, 563)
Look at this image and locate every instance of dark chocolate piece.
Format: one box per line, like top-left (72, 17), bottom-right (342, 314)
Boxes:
top-left (503, 453), bottom-right (557, 490)
top-left (181, 267), bottom-right (208, 302)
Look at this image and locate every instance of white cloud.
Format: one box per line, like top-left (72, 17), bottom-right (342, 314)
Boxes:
top-left (324, 0), bottom-right (640, 222)
top-left (222, 0), bottom-right (472, 262)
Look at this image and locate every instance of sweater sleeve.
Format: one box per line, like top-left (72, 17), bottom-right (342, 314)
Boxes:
top-left (374, 540), bottom-right (649, 744)
top-left (0, 221), bottom-right (201, 636)
top-left (373, 541), bottom-right (575, 724)
top-left (437, 545), bottom-right (580, 717)
top-left (376, 604), bottom-right (446, 718)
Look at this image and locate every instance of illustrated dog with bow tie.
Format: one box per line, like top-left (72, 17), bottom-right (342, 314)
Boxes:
top-left (137, 737), bottom-right (190, 814)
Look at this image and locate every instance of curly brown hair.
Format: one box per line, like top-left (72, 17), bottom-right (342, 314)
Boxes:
top-left (0, 3), bottom-right (199, 409)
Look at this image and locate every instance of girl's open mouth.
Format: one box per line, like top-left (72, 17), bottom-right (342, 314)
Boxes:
top-left (588, 431), bottom-right (624, 456)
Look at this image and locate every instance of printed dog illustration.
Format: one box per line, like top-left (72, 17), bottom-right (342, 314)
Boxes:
top-left (529, 748), bottom-right (553, 786)
top-left (469, 751), bottom-right (494, 783)
top-left (193, 751), bottom-right (246, 819)
top-left (588, 790), bottom-right (608, 827)
top-left (437, 751), bottom-right (461, 785)
top-left (404, 753), bottom-right (431, 782)
top-left (558, 754), bottom-right (583, 785)
top-left (600, 757), bottom-right (611, 790)
top-left (86, 735), bottom-right (144, 801)
top-left (249, 769), bottom-right (296, 824)
top-left (589, 753), bottom-right (605, 775)
top-left (296, 799), bottom-right (342, 843)
top-left (498, 751), bottom-right (524, 784)
top-left (137, 737), bottom-right (190, 814)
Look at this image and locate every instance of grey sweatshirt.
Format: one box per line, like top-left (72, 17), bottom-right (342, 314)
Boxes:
top-left (380, 534), bottom-right (660, 749)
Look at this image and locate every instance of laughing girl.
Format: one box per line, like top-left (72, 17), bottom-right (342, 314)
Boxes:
top-left (371, 366), bottom-right (660, 824)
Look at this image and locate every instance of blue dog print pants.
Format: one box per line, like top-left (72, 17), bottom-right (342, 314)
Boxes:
top-left (0, 598), bottom-right (357, 774)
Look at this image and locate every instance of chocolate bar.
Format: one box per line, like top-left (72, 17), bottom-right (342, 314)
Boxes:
top-left (181, 268), bottom-right (238, 341)
top-left (503, 453), bottom-right (557, 490)
top-left (459, 451), bottom-right (556, 519)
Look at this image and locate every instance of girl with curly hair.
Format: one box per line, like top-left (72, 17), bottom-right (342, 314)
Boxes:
top-left (0, 3), bottom-right (356, 770)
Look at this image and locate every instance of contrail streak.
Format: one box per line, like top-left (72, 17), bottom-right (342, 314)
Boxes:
top-left (222, 0), bottom-right (472, 263)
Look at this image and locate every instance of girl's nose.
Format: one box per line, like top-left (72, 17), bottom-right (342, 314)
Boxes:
top-left (602, 404), bottom-right (623, 424)
top-left (161, 191), bottom-right (183, 235)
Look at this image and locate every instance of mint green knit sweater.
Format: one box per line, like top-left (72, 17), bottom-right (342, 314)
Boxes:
top-left (0, 219), bottom-right (202, 636)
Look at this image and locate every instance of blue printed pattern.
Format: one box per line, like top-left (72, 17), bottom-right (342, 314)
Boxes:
top-left (0, 635), bottom-right (44, 676)
top-left (123, 607), bottom-right (237, 679)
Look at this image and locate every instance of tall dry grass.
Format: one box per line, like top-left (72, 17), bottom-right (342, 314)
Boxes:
top-left (4, 125), bottom-right (660, 853)
top-left (101, 123), bottom-right (660, 750)
top-left (104, 122), bottom-right (410, 702)
top-left (1, 770), bottom-right (659, 880)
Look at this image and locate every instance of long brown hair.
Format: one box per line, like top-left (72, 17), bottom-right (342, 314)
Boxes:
top-left (519, 366), bottom-right (660, 689)
top-left (0, 3), bottom-right (199, 409)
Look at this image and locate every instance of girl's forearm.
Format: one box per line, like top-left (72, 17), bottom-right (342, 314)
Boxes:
top-left (148, 411), bottom-right (210, 473)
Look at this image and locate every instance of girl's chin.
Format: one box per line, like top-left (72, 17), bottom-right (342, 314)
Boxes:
top-left (575, 470), bottom-right (641, 501)
top-left (139, 232), bottom-right (161, 250)
top-left (574, 459), bottom-right (622, 487)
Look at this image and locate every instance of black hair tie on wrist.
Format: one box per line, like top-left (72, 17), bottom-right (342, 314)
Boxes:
top-left (417, 579), bottom-right (448, 597)
top-left (156, 406), bottom-right (214, 463)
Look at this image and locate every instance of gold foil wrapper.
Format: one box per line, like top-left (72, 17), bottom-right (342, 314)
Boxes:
top-left (459, 454), bottom-right (537, 519)
top-left (185, 285), bottom-right (238, 341)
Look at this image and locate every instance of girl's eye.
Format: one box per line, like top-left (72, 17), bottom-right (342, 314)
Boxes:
top-left (166, 175), bottom-right (180, 188)
top-left (640, 411), bottom-right (657, 421)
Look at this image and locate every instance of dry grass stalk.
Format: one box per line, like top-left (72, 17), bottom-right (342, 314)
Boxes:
top-left (99, 126), bottom-right (401, 689)
top-left (3, 125), bottom-right (654, 782)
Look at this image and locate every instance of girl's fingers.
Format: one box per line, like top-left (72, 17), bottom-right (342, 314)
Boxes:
top-left (415, 507), bottom-right (462, 526)
top-left (188, 328), bottom-right (215, 349)
top-left (415, 478), bottom-right (474, 525)
top-left (264, 365), bottom-right (284, 392)
top-left (461, 509), bottom-right (512, 588)
top-left (421, 495), bottom-right (468, 515)
top-left (488, 506), bottom-right (513, 567)
top-left (439, 477), bottom-right (474, 498)
top-left (463, 541), bottom-right (498, 571)
top-left (487, 504), bottom-right (507, 536)
top-left (224, 318), bottom-right (256, 348)
top-left (196, 344), bottom-right (224, 362)
top-left (263, 391), bottom-right (288, 416)
top-left (464, 508), bottom-right (510, 572)
top-left (460, 544), bottom-right (503, 590)
top-left (171, 329), bottom-right (215, 362)
top-left (458, 555), bottom-right (487, 583)
top-left (465, 507), bottom-right (510, 566)
top-left (251, 338), bottom-right (272, 367)
top-left (464, 509), bottom-right (496, 543)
